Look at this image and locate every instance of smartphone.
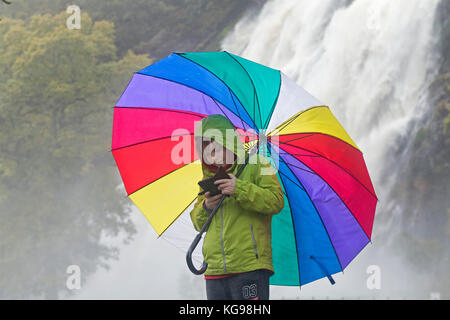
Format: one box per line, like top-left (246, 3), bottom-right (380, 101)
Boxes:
top-left (198, 177), bottom-right (222, 196)
top-left (198, 166), bottom-right (230, 196)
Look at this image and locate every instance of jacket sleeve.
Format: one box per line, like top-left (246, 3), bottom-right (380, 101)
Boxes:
top-left (189, 189), bottom-right (213, 232)
top-left (232, 156), bottom-right (285, 215)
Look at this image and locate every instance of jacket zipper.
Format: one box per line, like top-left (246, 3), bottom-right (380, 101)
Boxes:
top-left (220, 204), bottom-right (228, 273)
top-left (250, 224), bottom-right (259, 259)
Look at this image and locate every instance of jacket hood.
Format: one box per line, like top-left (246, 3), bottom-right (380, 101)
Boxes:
top-left (194, 114), bottom-right (247, 175)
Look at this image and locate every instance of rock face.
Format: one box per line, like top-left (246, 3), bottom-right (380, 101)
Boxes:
top-left (390, 0), bottom-right (450, 297)
top-left (402, 0), bottom-right (449, 224)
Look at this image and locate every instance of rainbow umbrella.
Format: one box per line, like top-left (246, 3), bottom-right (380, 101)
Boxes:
top-left (111, 51), bottom-right (378, 286)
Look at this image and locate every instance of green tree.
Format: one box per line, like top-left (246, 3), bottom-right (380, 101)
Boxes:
top-left (0, 11), bottom-right (150, 299)
top-left (2, 0), bottom-right (265, 59)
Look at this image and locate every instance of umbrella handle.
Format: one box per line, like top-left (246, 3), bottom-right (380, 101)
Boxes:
top-left (186, 151), bottom-right (251, 275)
top-left (186, 193), bottom-right (226, 275)
top-left (186, 231), bottom-right (208, 275)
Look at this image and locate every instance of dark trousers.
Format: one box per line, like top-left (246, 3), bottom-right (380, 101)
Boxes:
top-left (205, 269), bottom-right (271, 300)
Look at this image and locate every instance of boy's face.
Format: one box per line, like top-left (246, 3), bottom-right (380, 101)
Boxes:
top-left (201, 138), bottom-right (235, 167)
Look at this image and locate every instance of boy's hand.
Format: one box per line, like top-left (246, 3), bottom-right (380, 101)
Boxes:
top-left (214, 174), bottom-right (236, 196)
top-left (204, 191), bottom-right (223, 210)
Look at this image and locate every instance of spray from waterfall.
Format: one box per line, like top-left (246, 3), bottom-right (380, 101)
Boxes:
top-left (72, 0), bottom-right (444, 300)
top-left (222, 0), bottom-right (442, 298)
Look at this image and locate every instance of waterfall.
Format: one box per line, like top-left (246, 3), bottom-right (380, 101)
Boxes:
top-left (222, 0), bottom-right (442, 298)
top-left (73, 0), bottom-right (443, 300)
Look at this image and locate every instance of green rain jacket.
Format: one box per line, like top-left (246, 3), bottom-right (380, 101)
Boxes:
top-left (190, 114), bottom-right (285, 276)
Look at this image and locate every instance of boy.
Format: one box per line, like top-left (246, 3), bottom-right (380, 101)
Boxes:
top-left (190, 114), bottom-right (284, 300)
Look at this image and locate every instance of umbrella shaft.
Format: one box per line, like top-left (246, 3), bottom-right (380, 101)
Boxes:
top-left (186, 151), bottom-right (251, 275)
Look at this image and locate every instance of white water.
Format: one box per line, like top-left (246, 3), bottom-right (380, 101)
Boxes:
top-left (72, 0), bottom-right (442, 299)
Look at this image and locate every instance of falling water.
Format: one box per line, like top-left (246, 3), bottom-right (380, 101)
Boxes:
top-left (221, 0), bottom-right (442, 298)
top-left (73, 0), bottom-right (443, 300)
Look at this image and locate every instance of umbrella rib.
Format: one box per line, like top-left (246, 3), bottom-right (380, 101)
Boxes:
top-left (228, 86), bottom-right (259, 135)
top-left (275, 168), bottom-right (306, 192)
top-left (113, 106), bottom-right (206, 118)
top-left (203, 93), bottom-right (246, 133)
top-left (278, 150), bottom-right (373, 241)
top-left (281, 177), bottom-right (303, 288)
top-left (275, 131), bottom-right (363, 156)
top-left (112, 106), bottom-right (206, 148)
top-left (225, 51), bottom-right (263, 130)
top-left (275, 159), bottom-right (317, 176)
top-left (268, 105), bottom-right (328, 136)
top-left (272, 144), bottom-right (317, 287)
top-left (175, 53), bottom-right (259, 133)
top-left (278, 141), bottom-right (378, 200)
top-left (278, 152), bottom-right (322, 157)
top-left (268, 143), bottom-right (303, 287)
top-left (111, 133), bottom-right (193, 152)
top-left (211, 92), bottom-right (248, 136)
top-left (112, 129), bottom-right (253, 155)
top-left (266, 142), bottom-right (306, 192)
top-left (210, 95), bottom-right (259, 155)
top-left (127, 160), bottom-right (199, 198)
top-left (275, 145), bottom-right (343, 270)
top-left (272, 133), bottom-right (316, 145)
top-left (253, 94), bottom-right (256, 128)
top-left (113, 72), bottom-right (135, 111)
top-left (262, 71), bottom-right (282, 130)
top-left (156, 195), bottom-right (198, 238)
top-left (275, 150), bottom-right (345, 275)
top-left (135, 72), bottom-right (257, 133)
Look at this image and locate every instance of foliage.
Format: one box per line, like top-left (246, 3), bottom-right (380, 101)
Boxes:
top-left (1, 0), bottom-right (263, 59)
top-left (0, 11), bottom-right (150, 298)
top-left (0, 0), bottom-right (265, 299)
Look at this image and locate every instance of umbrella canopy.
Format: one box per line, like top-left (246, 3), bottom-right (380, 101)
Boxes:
top-left (111, 51), bottom-right (378, 286)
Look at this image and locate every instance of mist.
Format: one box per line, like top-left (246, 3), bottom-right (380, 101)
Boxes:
top-left (1, 0), bottom-right (448, 300)
top-left (74, 0), bottom-right (446, 299)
